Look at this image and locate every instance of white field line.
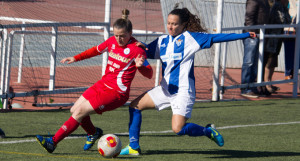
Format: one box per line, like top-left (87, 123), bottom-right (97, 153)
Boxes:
top-left (1, 121), bottom-right (300, 144)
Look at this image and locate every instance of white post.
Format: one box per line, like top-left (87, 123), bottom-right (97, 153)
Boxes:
top-left (292, 0), bottom-right (300, 97)
top-left (102, 0), bottom-right (111, 76)
top-left (49, 26), bottom-right (58, 90)
top-left (0, 29), bottom-right (2, 57)
top-left (155, 59), bottom-right (160, 86)
top-left (3, 33), bottom-right (13, 109)
top-left (212, 0), bottom-right (224, 101)
top-left (17, 21), bottom-right (26, 83)
top-left (220, 42), bottom-right (228, 100)
top-left (0, 29), bottom-right (7, 98)
top-left (257, 28), bottom-right (265, 83)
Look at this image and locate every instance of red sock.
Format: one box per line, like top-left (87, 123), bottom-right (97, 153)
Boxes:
top-left (52, 116), bottom-right (80, 145)
top-left (80, 115), bottom-right (96, 135)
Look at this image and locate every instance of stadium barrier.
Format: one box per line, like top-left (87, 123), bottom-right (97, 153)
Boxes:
top-left (0, 22), bottom-right (163, 109)
top-left (217, 24), bottom-right (300, 99)
top-left (0, 23), bottom-right (299, 109)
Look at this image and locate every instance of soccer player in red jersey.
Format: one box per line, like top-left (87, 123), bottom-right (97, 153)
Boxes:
top-left (36, 9), bottom-right (153, 153)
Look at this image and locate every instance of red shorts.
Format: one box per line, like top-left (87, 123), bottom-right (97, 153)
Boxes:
top-left (82, 80), bottom-right (128, 114)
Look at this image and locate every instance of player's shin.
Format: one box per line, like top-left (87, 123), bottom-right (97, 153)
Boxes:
top-left (176, 123), bottom-right (206, 137)
top-left (80, 115), bottom-right (96, 135)
top-left (52, 116), bottom-right (80, 145)
top-left (128, 107), bottom-right (142, 149)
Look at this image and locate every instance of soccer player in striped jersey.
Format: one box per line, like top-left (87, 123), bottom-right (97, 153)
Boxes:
top-left (35, 9), bottom-right (153, 153)
top-left (120, 7), bottom-right (256, 155)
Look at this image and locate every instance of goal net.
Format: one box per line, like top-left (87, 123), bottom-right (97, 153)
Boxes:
top-left (0, 0), bottom-right (249, 109)
top-left (0, 0), bottom-right (164, 108)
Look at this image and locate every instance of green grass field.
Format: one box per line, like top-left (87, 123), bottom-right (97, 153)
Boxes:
top-left (1, 98), bottom-right (300, 161)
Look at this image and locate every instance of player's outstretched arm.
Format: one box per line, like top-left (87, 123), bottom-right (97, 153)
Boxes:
top-left (60, 57), bottom-right (76, 64)
top-left (71, 46), bottom-right (100, 62)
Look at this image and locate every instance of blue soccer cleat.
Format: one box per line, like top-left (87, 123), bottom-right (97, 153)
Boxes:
top-left (207, 126), bottom-right (224, 147)
top-left (120, 145), bottom-right (141, 156)
top-left (83, 127), bottom-right (103, 151)
top-left (36, 135), bottom-right (56, 153)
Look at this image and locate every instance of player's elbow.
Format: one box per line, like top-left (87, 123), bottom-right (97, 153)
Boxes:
top-left (143, 71), bottom-right (153, 79)
top-left (146, 73), bottom-right (153, 79)
top-left (139, 65), bottom-right (153, 79)
top-left (145, 66), bottom-right (153, 79)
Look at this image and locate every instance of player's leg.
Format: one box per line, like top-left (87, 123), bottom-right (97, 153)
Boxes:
top-left (53, 100), bottom-right (94, 143)
top-left (71, 97), bottom-right (102, 151)
top-left (70, 95), bottom-right (102, 151)
top-left (172, 95), bottom-right (224, 147)
top-left (120, 92), bottom-right (156, 155)
top-left (121, 85), bottom-right (172, 155)
top-left (36, 97), bottom-right (96, 153)
top-left (70, 95), bottom-right (86, 114)
top-left (81, 115), bottom-right (103, 150)
top-left (70, 96), bottom-right (99, 137)
top-left (174, 116), bottom-right (224, 147)
top-left (81, 82), bottom-right (127, 151)
top-left (173, 114), bottom-right (209, 137)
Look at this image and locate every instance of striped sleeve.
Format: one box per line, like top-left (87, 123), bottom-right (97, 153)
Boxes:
top-left (189, 32), bottom-right (250, 49)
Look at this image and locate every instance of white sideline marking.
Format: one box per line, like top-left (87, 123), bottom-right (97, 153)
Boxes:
top-left (1, 121), bottom-right (300, 144)
top-left (217, 121), bottom-right (300, 129)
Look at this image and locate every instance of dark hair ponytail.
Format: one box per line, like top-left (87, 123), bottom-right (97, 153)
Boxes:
top-left (169, 6), bottom-right (206, 32)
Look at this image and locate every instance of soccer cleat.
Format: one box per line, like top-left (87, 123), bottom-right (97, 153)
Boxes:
top-left (120, 145), bottom-right (141, 156)
top-left (36, 135), bottom-right (56, 153)
top-left (207, 127), bottom-right (224, 147)
top-left (206, 124), bottom-right (216, 129)
top-left (83, 127), bottom-right (103, 151)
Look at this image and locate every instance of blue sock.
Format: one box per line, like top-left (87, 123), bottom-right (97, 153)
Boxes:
top-left (177, 123), bottom-right (211, 137)
top-left (128, 107), bottom-right (141, 149)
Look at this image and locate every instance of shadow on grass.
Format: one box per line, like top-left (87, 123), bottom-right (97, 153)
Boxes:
top-left (143, 149), bottom-right (300, 158)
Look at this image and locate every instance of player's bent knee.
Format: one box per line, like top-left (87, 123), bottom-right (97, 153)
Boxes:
top-left (72, 107), bottom-right (88, 121)
top-left (70, 105), bottom-right (79, 114)
top-left (129, 100), bottom-right (145, 111)
top-left (129, 101), bottom-right (138, 109)
top-left (172, 127), bottom-right (182, 134)
top-left (70, 107), bottom-right (75, 114)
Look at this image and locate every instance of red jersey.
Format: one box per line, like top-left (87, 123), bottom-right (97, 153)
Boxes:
top-left (74, 36), bottom-right (148, 95)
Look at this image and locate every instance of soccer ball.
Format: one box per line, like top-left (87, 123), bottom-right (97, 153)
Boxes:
top-left (97, 134), bottom-right (122, 158)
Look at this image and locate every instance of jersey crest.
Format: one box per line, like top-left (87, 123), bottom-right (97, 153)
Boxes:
top-left (124, 48), bottom-right (130, 55)
top-left (175, 39), bottom-right (183, 46)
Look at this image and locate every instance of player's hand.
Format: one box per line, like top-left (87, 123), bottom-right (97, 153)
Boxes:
top-left (60, 57), bottom-right (76, 64)
top-left (249, 32), bottom-right (257, 38)
top-left (135, 42), bottom-right (148, 50)
top-left (135, 54), bottom-right (145, 68)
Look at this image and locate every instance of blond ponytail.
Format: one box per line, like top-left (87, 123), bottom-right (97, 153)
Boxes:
top-left (121, 9), bottom-right (130, 20)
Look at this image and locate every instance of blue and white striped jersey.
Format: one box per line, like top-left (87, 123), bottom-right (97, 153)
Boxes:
top-left (146, 31), bottom-right (250, 95)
